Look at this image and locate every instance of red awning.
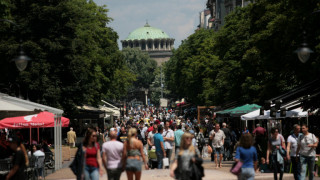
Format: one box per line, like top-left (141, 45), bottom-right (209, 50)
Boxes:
top-left (177, 102), bottom-right (186, 107)
top-left (0, 111), bottom-right (69, 129)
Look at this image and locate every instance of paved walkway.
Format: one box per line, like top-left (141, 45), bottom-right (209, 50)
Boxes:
top-left (45, 159), bottom-right (311, 180)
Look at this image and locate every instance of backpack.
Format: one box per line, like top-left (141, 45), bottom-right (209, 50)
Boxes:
top-left (198, 133), bottom-right (206, 147)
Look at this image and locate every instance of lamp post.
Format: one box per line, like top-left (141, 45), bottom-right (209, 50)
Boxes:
top-left (294, 10), bottom-right (320, 63)
top-left (0, 19), bottom-right (31, 71)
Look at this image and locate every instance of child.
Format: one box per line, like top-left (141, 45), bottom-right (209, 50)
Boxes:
top-left (259, 157), bottom-right (270, 173)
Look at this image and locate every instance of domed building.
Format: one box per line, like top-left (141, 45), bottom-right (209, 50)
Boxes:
top-left (121, 23), bottom-right (175, 65)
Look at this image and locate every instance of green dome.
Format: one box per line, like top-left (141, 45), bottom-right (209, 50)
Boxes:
top-left (126, 23), bottom-right (170, 40)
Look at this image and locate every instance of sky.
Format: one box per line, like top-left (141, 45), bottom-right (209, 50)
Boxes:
top-left (93, 0), bottom-right (207, 49)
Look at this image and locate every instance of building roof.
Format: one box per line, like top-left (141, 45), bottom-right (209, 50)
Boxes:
top-left (125, 23), bottom-right (170, 40)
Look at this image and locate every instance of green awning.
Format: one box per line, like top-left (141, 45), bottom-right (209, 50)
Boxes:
top-left (216, 104), bottom-right (261, 117)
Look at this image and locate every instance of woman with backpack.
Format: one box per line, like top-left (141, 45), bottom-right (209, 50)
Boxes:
top-left (195, 126), bottom-right (205, 157)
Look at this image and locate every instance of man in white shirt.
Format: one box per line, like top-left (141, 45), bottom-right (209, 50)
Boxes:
top-left (296, 124), bottom-right (318, 180)
top-left (162, 121), bottom-right (174, 169)
top-left (286, 124), bottom-right (302, 180)
top-left (209, 123), bottom-right (225, 168)
top-left (33, 145), bottom-right (45, 179)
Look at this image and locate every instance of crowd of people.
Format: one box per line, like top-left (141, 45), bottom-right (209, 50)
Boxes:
top-left (66, 106), bottom-right (320, 180)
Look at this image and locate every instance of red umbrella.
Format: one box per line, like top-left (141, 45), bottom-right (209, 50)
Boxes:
top-left (0, 111), bottom-right (69, 144)
top-left (0, 111), bottom-right (69, 129)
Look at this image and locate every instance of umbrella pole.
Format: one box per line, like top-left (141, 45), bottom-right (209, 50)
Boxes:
top-left (30, 126), bottom-right (32, 145)
top-left (37, 127), bottom-right (39, 143)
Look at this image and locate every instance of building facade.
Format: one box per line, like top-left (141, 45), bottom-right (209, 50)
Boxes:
top-left (121, 23), bottom-right (175, 66)
top-left (205, 0), bottom-right (249, 31)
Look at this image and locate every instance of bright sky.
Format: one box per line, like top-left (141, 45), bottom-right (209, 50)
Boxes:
top-left (93, 0), bottom-right (207, 49)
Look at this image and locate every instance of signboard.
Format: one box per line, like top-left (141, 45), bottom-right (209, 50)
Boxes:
top-left (160, 98), bottom-right (168, 107)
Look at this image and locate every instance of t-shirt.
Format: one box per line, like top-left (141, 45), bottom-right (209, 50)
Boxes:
top-left (269, 134), bottom-right (284, 155)
top-left (174, 129), bottom-right (184, 147)
top-left (298, 133), bottom-right (318, 157)
top-left (12, 150), bottom-right (26, 180)
top-left (86, 143), bottom-right (100, 168)
top-left (33, 150), bottom-right (45, 157)
top-left (253, 127), bottom-right (266, 136)
top-left (162, 129), bottom-right (174, 149)
top-left (148, 131), bottom-right (156, 145)
top-left (287, 133), bottom-right (302, 157)
top-left (235, 146), bottom-right (257, 168)
top-left (102, 141), bottom-right (123, 169)
top-left (154, 133), bottom-right (165, 152)
top-left (221, 127), bottom-right (231, 140)
top-left (117, 133), bottom-right (128, 143)
top-left (209, 129), bottom-right (226, 148)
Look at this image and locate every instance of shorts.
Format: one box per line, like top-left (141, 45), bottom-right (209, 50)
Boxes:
top-left (126, 159), bottom-right (142, 172)
top-left (213, 146), bottom-right (224, 155)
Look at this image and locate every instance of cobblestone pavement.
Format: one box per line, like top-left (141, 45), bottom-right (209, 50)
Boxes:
top-left (45, 158), bottom-right (320, 180)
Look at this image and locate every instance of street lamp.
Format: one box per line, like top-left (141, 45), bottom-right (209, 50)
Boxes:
top-left (294, 31), bottom-right (313, 63)
top-left (0, 19), bottom-right (31, 71)
top-left (294, 10), bottom-right (320, 63)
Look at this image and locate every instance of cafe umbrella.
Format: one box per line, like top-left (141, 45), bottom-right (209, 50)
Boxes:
top-left (0, 111), bottom-right (69, 144)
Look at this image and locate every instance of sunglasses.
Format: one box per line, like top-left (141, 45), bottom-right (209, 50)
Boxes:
top-left (185, 137), bottom-right (192, 140)
top-left (91, 134), bottom-right (97, 137)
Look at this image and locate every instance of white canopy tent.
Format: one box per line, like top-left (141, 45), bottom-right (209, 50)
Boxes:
top-left (0, 93), bottom-right (64, 170)
top-left (241, 107), bottom-right (308, 121)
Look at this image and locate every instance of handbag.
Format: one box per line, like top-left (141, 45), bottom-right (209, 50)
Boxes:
top-left (230, 161), bottom-right (243, 175)
top-left (207, 145), bottom-right (212, 154)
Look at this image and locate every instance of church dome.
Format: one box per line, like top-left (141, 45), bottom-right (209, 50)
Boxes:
top-left (126, 23), bottom-right (170, 40)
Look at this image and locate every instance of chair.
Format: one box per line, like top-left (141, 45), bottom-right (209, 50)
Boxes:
top-left (26, 155), bottom-right (37, 180)
top-left (0, 159), bottom-right (11, 178)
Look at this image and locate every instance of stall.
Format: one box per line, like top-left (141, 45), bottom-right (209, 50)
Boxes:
top-left (0, 93), bottom-right (65, 170)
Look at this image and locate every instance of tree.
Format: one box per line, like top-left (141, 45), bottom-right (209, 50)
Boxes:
top-left (164, 0), bottom-right (320, 106)
top-left (122, 47), bottom-right (157, 89)
top-left (0, 0), bottom-right (134, 115)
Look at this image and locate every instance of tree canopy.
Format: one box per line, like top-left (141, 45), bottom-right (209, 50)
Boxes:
top-left (164, 0), bottom-right (320, 106)
top-left (0, 0), bottom-right (134, 115)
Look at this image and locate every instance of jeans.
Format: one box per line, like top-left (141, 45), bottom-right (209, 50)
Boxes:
top-left (291, 156), bottom-right (301, 180)
top-left (224, 140), bottom-right (231, 160)
top-left (238, 168), bottom-right (255, 180)
top-left (84, 165), bottom-right (99, 180)
top-left (165, 149), bottom-right (172, 168)
top-left (107, 168), bottom-right (122, 180)
top-left (272, 154), bottom-right (284, 180)
top-left (156, 151), bottom-right (164, 169)
top-left (300, 155), bottom-right (315, 180)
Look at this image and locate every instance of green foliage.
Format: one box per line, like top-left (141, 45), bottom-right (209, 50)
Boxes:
top-left (0, 0), bottom-right (134, 115)
top-left (122, 47), bottom-right (157, 89)
top-left (165, 0), bottom-right (320, 106)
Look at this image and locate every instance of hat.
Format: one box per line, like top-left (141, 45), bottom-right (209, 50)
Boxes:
top-left (110, 128), bottom-right (116, 132)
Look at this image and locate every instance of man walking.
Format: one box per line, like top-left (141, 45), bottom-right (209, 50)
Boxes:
top-left (174, 125), bottom-right (184, 154)
top-left (209, 123), bottom-right (225, 168)
top-left (287, 124), bottom-right (302, 180)
top-left (67, 127), bottom-right (76, 147)
top-left (154, 126), bottom-right (166, 169)
top-left (163, 121), bottom-right (174, 168)
top-left (296, 124), bottom-right (318, 180)
top-left (221, 123), bottom-right (231, 161)
top-left (102, 131), bottom-right (123, 180)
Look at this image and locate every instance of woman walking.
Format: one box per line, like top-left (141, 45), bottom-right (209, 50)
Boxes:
top-left (266, 127), bottom-right (286, 180)
top-left (83, 128), bottom-right (103, 180)
top-left (170, 132), bottom-right (204, 180)
top-left (235, 133), bottom-right (258, 180)
top-left (195, 126), bottom-right (205, 157)
top-left (123, 128), bottom-right (148, 180)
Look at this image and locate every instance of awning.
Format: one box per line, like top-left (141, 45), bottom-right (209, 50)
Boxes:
top-left (241, 107), bottom-right (308, 120)
top-left (0, 111), bottom-right (69, 129)
top-left (216, 104), bottom-right (261, 117)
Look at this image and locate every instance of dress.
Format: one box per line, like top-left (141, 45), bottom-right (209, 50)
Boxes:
top-left (174, 148), bottom-right (203, 180)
